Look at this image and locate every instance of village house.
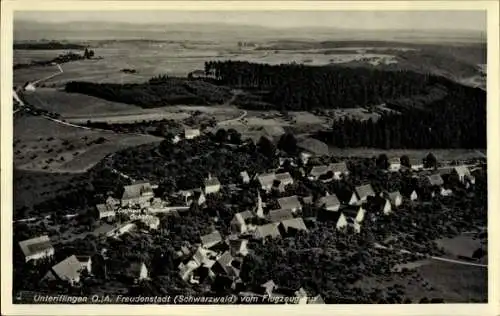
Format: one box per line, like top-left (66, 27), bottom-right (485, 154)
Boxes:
top-left (299, 151), bottom-right (312, 165)
top-left (275, 172), bottom-right (294, 192)
top-left (121, 181), bottom-right (154, 207)
top-left (316, 193), bottom-right (341, 212)
top-left (255, 191), bottom-right (265, 218)
top-left (96, 203), bottom-right (116, 220)
top-left (43, 255), bottom-right (82, 286)
top-left (19, 235), bottom-right (55, 263)
top-left (204, 174), bottom-right (221, 195)
top-left (229, 239), bottom-right (249, 257)
top-left (427, 174), bottom-right (445, 187)
top-left (253, 223), bottom-right (281, 241)
top-left (308, 294), bottom-right (326, 304)
top-left (387, 191), bottom-right (403, 207)
top-left (341, 205), bottom-right (366, 223)
top-left (184, 128), bottom-right (201, 140)
top-left (277, 195), bottom-right (302, 213)
top-left (346, 217), bottom-right (362, 233)
top-left (172, 134), bottom-right (181, 144)
top-left (308, 164), bottom-right (329, 180)
top-left (350, 184), bottom-right (376, 205)
top-left (200, 231), bottom-right (223, 249)
top-left (329, 162), bottom-right (350, 180)
top-left (302, 195), bottom-right (314, 205)
top-left (175, 246), bottom-right (191, 260)
top-left (240, 171), bottom-right (250, 184)
top-left (187, 189), bottom-right (207, 206)
top-left (267, 209), bottom-right (294, 223)
top-left (130, 214), bottom-right (160, 230)
top-left (410, 158), bottom-right (424, 171)
top-left (126, 262), bottom-right (149, 283)
top-left (211, 251), bottom-right (237, 277)
top-left (257, 172), bottom-right (276, 192)
top-left (453, 165), bottom-right (474, 184)
top-left (179, 260), bottom-right (200, 282)
top-left (260, 280), bottom-right (278, 297)
top-left (24, 82), bottom-right (36, 91)
top-left (106, 196), bottom-right (120, 207)
top-left (408, 189), bottom-right (418, 201)
top-left (230, 211), bottom-right (255, 234)
top-left (76, 256), bottom-right (92, 275)
top-left (388, 157), bottom-right (401, 172)
top-left (335, 213), bottom-right (349, 231)
top-left (279, 218), bottom-right (309, 236)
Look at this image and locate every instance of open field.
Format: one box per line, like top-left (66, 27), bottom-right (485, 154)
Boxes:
top-left (436, 235), bottom-right (483, 258)
top-left (14, 115), bottom-right (162, 173)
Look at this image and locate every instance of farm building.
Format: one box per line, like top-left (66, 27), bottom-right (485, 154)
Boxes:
top-left (257, 172), bottom-right (276, 191)
top-left (204, 175), bottom-right (221, 195)
top-left (253, 223), bottom-right (281, 241)
top-left (277, 195), bottom-right (302, 213)
top-left (351, 184), bottom-right (376, 204)
top-left (279, 218), bottom-right (309, 235)
top-left (121, 181), bottom-right (154, 207)
top-left (184, 128), bottom-right (201, 140)
top-left (267, 209), bottom-right (294, 223)
top-left (201, 231), bottom-right (223, 249)
top-left (43, 255), bottom-right (82, 286)
top-left (316, 193), bottom-right (341, 212)
top-left (19, 235), bottom-right (55, 263)
top-left (96, 203), bottom-right (116, 220)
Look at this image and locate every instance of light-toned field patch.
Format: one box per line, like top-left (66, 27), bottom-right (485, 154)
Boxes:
top-left (326, 148), bottom-right (485, 160)
top-left (436, 236), bottom-right (483, 258)
top-left (14, 116), bottom-right (162, 173)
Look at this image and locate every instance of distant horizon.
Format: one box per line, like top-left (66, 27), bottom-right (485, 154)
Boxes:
top-left (14, 10), bottom-right (487, 32)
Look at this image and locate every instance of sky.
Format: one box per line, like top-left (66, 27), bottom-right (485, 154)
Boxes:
top-left (15, 10), bottom-right (487, 31)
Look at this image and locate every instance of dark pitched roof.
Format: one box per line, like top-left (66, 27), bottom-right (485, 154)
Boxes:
top-left (280, 218), bottom-right (308, 233)
top-left (254, 224), bottom-right (281, 239)
top-left (122, 182), bottom-right (153, 200)
top-left (387, 191), bottom-right (402, 204)
top-left (277, 195), bottom-right (301, 209)
top-left (200, 231), bottom-right (222, 247)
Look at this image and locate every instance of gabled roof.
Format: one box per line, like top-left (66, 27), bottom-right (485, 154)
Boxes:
top-left (232, 211), bottom-right (255, 225)
top-left (341, 205), bottom-right (363, 218)
top-left (309, 165), bottom-right (329, 177)
top-left (328, 162), bottom-right (348, 174)
top-left (355, 184), bottom-right (375, 200)
top-left (96, 203), bottom-right (115, 215)
top-left (267, 209), bottom-right (294, 223)
top-left (454, 166), bottom-right (471, 177)
top-left (387, 191), bottom-right (402, 203)
top-left (217, 251), bottom-right (234, 267)
top-left (278, 195), bottom-right (301, 210)
top-left (229, 239), bottom-right (248, 256)
top-left (200, 231), bottom-right (222, 248)
top-left (317, 194), bottom-right (340, 209)
top-left (19, 235), bottom-right (53, 258)
top-left (275, 172), bottom-right (293, 183)
top-left (280, 218), bottom-right (308, 233)
top-left (254, 224), bottom-right (281, 239)
top-left (427, 174), bottom-right (444, 186)
top-left (122, 182), bottom-right (153, 200)
top-left (258, 173), bottom-right (276, 187)
top-left (51, 255), bottom-right (81, 282)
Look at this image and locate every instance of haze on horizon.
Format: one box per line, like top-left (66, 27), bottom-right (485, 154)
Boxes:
top-left (15, 10), bottom-right (486, 32)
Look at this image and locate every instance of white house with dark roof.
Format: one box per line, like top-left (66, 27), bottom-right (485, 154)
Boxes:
top-left (184, 128), bottom-right (201, 140)
top-left (277, 195), bottom-right (302, 213)
top-left (44, 255), bottom-right (82, 286)
top-left (204, 174), bottom-right (221, 195)
top-left (76, 256), bottom-right (92, 274)
top-left (316, 193), bottom-right (341, 212)
top-left (200, 231), bottom-right (223, 249)
top-left (19, 235), bottom-right (55, 262)
top-left (121, 182), bottom-right (154, 207)
top-left (387, 191), bottom-right (403, 207)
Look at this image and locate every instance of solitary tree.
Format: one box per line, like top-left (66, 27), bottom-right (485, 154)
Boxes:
top-left (376, 154), bottom-right (389, 170)
top-left (400, 155), bottom-right (411, 168)
top-left (424, 152), bottom-right (437, 169)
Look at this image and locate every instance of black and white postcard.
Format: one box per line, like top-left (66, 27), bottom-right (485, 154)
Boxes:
top-left (1, 1), bottom-right (499, 316)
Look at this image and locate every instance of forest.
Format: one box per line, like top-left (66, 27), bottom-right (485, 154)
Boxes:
top-left (14, 48), bottom-right (96, 70)
top-left (14, 41), bottom-right (87, 50)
